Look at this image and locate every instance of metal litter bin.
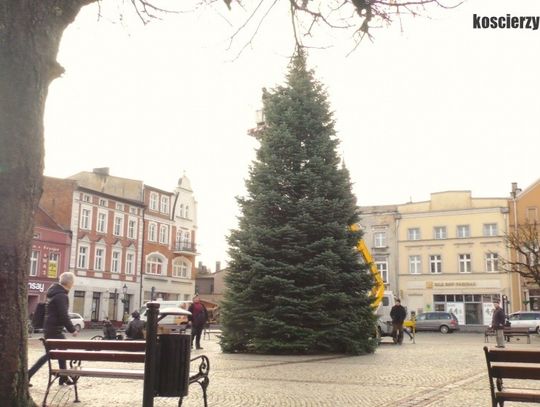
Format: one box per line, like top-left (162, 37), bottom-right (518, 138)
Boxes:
top-left (155, 333), bottom-right (191, 397)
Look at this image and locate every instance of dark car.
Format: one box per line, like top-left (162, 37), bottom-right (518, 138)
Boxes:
top-left (415, 311), bottom-right (459, 334)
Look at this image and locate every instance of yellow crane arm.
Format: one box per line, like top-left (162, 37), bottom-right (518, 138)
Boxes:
top-left (356, 239), bottom-right (385, 310)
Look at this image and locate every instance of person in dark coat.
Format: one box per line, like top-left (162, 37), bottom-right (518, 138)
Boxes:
top-left (28, 272), bottom-right (78, 385)
top-left (390, 299), bottom-right (407, 345)
top-left (102, 319), bottom-right (118, 340)
top-left (491, 298), bottom-right (506, 348)
top-left (125, 310), bottom-right (145, 340)
top-left (188, 295), bottom-right (208, 350)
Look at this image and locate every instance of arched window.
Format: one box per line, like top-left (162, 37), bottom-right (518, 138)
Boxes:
top-left (185, 205), bottom-right (189, 219)
top-left (146, 255), bottom-right (164, 275)
top-left (173, 258), bottom-right (191, 279)
top-left (179, 204), bottom-right (184, 218)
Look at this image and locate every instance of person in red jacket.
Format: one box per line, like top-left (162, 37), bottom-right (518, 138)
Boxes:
top-left (188, 295), bottom-right (208, 350)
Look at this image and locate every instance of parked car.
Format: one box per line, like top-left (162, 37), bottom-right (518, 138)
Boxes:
top-left (414, 311), bottom-right (459, 334)
top-left (69, 312), bottom-right (85, 331)
top-left (507, 311), bottom-right (540, 333)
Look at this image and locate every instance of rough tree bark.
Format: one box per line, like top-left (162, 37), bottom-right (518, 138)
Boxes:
top-left (0, 1), bottom-right (93, 405)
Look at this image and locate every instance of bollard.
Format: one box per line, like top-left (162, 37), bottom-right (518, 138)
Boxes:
top-left (142, 302), bottom-right (160, 407)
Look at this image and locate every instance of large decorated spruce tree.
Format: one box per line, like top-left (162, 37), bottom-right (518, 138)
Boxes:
top-left (220, 49), bottom-right (376, 355)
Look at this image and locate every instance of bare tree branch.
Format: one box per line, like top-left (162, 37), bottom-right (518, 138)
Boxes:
top-left (501, 220), bottom-right (540, 288)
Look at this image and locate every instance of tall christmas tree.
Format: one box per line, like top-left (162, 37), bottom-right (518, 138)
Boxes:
top-left (220, 49), bottom-right (376, 355)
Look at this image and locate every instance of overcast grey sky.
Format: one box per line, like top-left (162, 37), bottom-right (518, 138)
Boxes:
top-left (43, 0), bottom-right (540, 269)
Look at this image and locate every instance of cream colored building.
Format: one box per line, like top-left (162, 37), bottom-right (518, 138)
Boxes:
top-left (397, 191), bottom-right (511, 326)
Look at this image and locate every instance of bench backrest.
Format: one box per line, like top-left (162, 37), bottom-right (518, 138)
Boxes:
top-left (45, 339), bottom-right (146, 363)
top-left (484, 346), bottom-right (540, 380)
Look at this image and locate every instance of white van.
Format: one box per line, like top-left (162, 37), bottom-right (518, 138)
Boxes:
top-left (135, 300), bottom-right (192, 325)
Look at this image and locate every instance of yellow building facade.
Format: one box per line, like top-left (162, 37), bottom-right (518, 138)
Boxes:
top-left (397, 191), bottom-right (511, 326)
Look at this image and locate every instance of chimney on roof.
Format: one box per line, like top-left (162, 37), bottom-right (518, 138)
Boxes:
top-left (93, 167), bottom-right (109, 176)
top-left (215, 261), bottom-right (221, 273)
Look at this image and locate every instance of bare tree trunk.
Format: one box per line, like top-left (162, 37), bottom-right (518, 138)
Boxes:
top-left (0, 1), bottom-right (92, 404)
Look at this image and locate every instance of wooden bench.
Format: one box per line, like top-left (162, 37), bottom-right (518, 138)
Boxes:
top-left (484, 327), bottom-right (531, 344)
top-left (42, 338), bottom-right (209, 407)
top-left (484, 346), bottom-right (540, 406)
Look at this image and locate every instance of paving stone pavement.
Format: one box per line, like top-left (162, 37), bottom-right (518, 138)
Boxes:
top-left (27, 331), bottom-right (540, 406)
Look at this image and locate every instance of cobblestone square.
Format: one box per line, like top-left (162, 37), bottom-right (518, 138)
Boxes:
top-left (28, 331), bottom-right (540, 406)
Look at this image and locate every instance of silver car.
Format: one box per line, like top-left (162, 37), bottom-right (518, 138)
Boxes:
top-left (507, 311), bottom-right (540, 333)
top-left (414, 311), bottom-right (459, 334)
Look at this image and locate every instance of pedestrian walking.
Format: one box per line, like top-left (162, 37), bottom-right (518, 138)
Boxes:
top-left (125, 310), bottom-right (145, 340)
top-left (390, 299), bottom-right (407, 345)
top-left (188, 295), bottom-right (208, 350)
top-left (28, 272), bottom-right (78, 385)
top-left (491, 298), bottom-right (506, 348)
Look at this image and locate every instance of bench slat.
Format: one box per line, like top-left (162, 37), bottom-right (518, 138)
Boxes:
top-left (489, 349), bottom-right (540, 364)
top-left (49, 350), bottom-right (145, 363)
top-left (492, 365), bottom-right (540, 380)
top-left (45, 339), bottom-right (146, 352)
top-left (496, 390), bottom-right (540, 403)
top-left (51, 367), bottom-right (144, 380)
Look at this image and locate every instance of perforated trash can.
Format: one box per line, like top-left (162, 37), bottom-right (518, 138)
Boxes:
top-left (155, 333), bottom-right (191, 397)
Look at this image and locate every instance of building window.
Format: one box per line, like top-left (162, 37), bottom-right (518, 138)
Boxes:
top-left (407, 228), bottom-right (421, 241)
top-left (111, 250), bottom-right (121, 273)
top-left (97, 211), bottom-right (107, 233)
top-left (129, 207), bottom-right (138, 215)
top-left (146, 255), bottom-right (163, 275)
top-left (375, 258), bottom-right (388, 283)
top-left (429, 255), bottom-right (442, 274)
top-left (179, 204), bottom-right (184, 218)
top-left (94, 247), bottom-right (105, 271)
top-left (148, 223), bottom-right (157, 242)
top-left (82, 194), bottom-right (91, 203)
top-left (527, 207), bottom-right (538, 222)
top-left (483, 223), bottom-right (498, 236)
top-left (459, 254), bottom-right (472, 273)
top-left (409, 255), bottom-right (421, 274)
top-left (77, 245), bottom-right (89, 269)
top-left (185, 205), bottom-right (190, 219)
top-left (128, 219), bottom-right (137, 239)
top-left (160, 196), bottom-right (170, 214)
top-left (457, 225), bottom-right (470, 238)
top-left (159, 225), bottom-right (169, 244)
top-left (373, 232), bottom-right (387, 248)
top-left (80, 208), bottom-right (91, 230)
top-left (173, 259), bottom-right (191, 278)
top-left (114, 215), bottom-right (123, 236)
top-left (149, 192), bottom-right (159, 211)
top-left (99, 198), bottom-right (107, 206)
top-left (486, 252), bottom-right (499, 272)
top-left (126, 252), bottom-right (135, 275)
top-left (433, 226), bottom-right (447, 240)
top-left (115, 203), bottom-right (124, 211)
top-left (29, 250), bottom-right (39, 276)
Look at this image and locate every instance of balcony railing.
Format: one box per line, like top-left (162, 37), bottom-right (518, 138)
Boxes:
top-left (173, 242), bottom-right (197, 253)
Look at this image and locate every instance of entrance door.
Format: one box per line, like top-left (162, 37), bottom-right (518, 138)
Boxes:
top-left (91, 292), bottom-right (101, 321)
top-left (465, 303), bottom-right (482, 324)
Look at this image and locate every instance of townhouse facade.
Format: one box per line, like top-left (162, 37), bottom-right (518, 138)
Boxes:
top-left (28, 207), bottom-right (72, 314)
top-left (508, 180), bottom-right (540, 312)
top-left (358, 205), bottom-right (400, 293)
top-left (40, 173), bottom-right (145, 321)
top-left (141, 175), bottom-right (197, 302)
top-left (397, 191), bottom-right (511, 325)
top-left (38, 169), bottom-right (199, 323)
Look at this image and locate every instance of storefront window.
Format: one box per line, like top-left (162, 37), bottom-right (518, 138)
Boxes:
top-left (73, 291), bottom-right (85, 315)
